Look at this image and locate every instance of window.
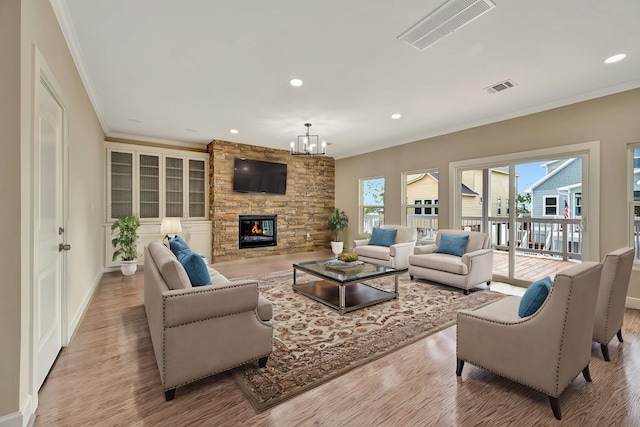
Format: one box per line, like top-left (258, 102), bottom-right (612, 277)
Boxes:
top-left (403, 170), bottom-right (438, 240)
top-left (414, 199), bottom-right (422, 215)
top-left (544, 196), bottom-right (558, 216)
top-left (630, 145), bottom-right (640, 262)
top-left (361, 177), bottom-right (385, 233)
top-left (575, 193), bottom-right (582, 217)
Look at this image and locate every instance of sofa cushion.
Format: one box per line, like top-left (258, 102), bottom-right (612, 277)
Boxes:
top-left (408, 253), bottom-right (468, 275)
top-left (176, 251), bottom-right (212, 287)
top-left (436, 234), bottom-right (469, 257)
top-left (148, 242), bottom-right (192, 290)
top-left (518, 276), bottom-right (553, 317)
top-left (369, 227), bottom-right (397, 247)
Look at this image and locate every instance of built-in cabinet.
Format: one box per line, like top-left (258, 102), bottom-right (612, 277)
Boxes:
top-left (107, 143), bottom-right (208, 221)
top-left (105, 142), bottom-right (211, 268)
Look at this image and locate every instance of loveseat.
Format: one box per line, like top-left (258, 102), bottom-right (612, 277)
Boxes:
top-left (144, 241), bottom-right (273, 400)
top-left (408, 229), bottom-right (493, 294)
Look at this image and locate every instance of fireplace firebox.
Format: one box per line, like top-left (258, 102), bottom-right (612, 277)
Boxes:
top-left (239, 215), bottom-right (277, 249)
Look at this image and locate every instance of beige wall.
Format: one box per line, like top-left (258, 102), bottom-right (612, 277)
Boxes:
top-left (0, 0), bottom-right (105, 422)
top-left (336, 88), bottom-right (640, 298)
top-left (1, 0), bottom-right (23, 418)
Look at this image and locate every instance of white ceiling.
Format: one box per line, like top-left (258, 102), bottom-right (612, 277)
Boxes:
top-left (53, 0), bottom-right (640, 159)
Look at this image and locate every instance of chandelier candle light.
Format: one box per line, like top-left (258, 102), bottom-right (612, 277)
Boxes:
top-left (290, 123), bottom-right (327, 156)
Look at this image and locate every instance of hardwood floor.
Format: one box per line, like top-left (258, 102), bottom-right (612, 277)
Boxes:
top-left (35, 251), bottom-right (640, 426)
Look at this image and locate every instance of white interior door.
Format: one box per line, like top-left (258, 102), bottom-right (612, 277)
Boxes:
top-left (34, 77), bottom-right (66, 390)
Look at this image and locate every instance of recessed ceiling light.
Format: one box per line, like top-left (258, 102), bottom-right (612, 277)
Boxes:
top-left (186, 128), bottom-right (198, 133)
top-left (604, 53), bottom-right (627, 64)
top-left (289, 78), bottom-right (303, 87)
top-left (230, 129), bottom-right (239, 134)
top-left (391, 113), bottom-right (402, 119)
top-left (128, 118), bottom-right (141, 123)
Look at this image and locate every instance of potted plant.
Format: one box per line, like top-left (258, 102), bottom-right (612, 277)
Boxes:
top-left (111, 215), bottom-right (140, 276)
top-left (328, 207), bottom-right (349, 256)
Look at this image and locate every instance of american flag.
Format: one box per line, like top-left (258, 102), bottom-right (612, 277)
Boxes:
top-left (563, 200), bottom-right (569, 219)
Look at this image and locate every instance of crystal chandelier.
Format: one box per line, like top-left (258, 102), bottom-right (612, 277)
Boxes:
top-left (289, 123), bottom-right (327, 156)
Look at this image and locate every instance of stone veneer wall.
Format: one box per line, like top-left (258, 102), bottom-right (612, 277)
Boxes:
top-left (208, 140), bottom-right (335, 261)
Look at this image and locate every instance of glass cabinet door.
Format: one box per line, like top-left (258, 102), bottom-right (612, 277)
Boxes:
top-left (188, 159), bottom-right (206, 218)
top-left (138, 154), bottom-right (160, 218)
top-left (165, 157), bottom-right (184, 217)
top-left (110, 151), bottom-right (133, 219)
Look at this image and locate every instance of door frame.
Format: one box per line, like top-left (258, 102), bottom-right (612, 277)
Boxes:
top-left (449, 141), bottom-right (600, 282)
top-left (30, 45), bottom-right (70, 405)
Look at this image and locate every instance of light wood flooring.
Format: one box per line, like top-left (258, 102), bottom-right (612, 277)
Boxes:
top-left (35, 251), bottom-right (640, 426)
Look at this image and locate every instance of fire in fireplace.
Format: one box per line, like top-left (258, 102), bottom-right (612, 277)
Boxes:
top-left (239, 215), bottom-right (277, 249)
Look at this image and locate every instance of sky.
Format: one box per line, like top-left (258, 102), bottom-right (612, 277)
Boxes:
top-left (515, 161), bottom-right (547, 194)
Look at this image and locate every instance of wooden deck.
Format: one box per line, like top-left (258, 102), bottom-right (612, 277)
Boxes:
top-left (492, 250), bottom-right (579, 283)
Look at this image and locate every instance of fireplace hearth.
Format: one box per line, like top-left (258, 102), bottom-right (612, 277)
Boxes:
top-left (239, 215), bottom-right (277, 249)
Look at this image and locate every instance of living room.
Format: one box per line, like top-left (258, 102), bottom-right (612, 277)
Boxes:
top-left (3, 1), bottom-right (640, 426)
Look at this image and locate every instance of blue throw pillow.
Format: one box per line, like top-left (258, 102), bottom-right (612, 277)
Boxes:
top-left (169, 235), bottom-right (190, 257)
top-left (176, 251), bottom-right (211, 286)
top-left (436, 234), bottom-right (469, 257)
top-left (518, 276), bottom-right (553, 317)
top-left (368, 227), bottom-right (397, 247)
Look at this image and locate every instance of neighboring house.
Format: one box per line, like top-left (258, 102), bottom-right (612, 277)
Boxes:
top-left (526, 158), bottom-right (582, 251)
top-left (527, 158), bottom-right (582, 219)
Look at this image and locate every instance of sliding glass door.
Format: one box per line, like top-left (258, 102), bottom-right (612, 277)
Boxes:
top-left (451, 143), bottom-right (597, 285)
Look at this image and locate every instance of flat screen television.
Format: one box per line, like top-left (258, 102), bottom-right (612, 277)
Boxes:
top-left (233, 158), bottom-right (287, 195)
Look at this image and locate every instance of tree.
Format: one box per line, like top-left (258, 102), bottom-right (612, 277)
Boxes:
top-left (516, 193), bottom-right (531, 216)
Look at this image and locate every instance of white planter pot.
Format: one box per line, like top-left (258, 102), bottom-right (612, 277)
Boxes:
top-left (330, 241), bottom-right (344, 256)
top-left (120, 260), bottom-right (138, 276)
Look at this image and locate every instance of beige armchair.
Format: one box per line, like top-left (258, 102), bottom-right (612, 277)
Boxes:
top-left (456, 261), bottom-right (603, 420)
top-left (593, 247), bottom-right (634, 361)
top-left (408, 229), bottom-right (493, 294)
top-left (353, 225), bottom-right (417, 270)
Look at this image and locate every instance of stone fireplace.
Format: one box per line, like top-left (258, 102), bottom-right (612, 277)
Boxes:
top-left (239, 215), bottom-right (277, 249)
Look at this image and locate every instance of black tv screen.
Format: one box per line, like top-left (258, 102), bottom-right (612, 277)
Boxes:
top-left (233, 158), bottom-right (287, 195)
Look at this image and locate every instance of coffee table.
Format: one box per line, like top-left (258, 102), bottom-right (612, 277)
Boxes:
top-left (292, 259), bottom-right (402, 314)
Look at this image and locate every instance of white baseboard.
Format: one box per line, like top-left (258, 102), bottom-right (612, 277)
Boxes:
top-left (0, 394), bottom-right (33, 427)
top-left (626, 296), bottom-right (640, 310)
top-left (68, 270), bottom-right (103, 342)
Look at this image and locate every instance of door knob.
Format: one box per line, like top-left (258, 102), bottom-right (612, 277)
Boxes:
top-left (59, 243), bottom-right (71, 252)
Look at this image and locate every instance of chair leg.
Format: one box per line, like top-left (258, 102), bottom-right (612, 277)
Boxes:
top-left (549, 396), bottom-right (562, 420)
top-left (410, 275), bottom-right (414, 280)
top-left (600, 343), bottom-right (611, 362)
top-left (617, 329), bottom-right (624, 343)
top-left (463, 289), bottom-right (469, 295)
top-left (258, 356), bottom-right (269, 368)
top-left (165, 388), bottom-right (176, 401)
top-left (456, 359), bottom-right (464, 376)
top-left (582, 365), bottom-right (592, 382)
top-left (486, 280), bottom-right (491, 286)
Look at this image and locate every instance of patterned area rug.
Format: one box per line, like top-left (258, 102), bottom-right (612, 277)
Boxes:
top-left (232, 270), bottom-right (506, 412)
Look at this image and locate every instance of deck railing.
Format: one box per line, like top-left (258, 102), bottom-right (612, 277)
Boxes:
top-left (462, 216), bottom-right (583, 261)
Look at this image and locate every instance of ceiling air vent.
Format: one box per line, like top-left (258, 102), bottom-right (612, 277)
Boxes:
top-left (485, 79), bottom-right (518, 94)
top-left (398, 0), bottom-right (496, 51)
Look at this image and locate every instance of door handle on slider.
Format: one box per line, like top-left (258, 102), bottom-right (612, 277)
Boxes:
top-left (59, 243), bottom-right (71, 252)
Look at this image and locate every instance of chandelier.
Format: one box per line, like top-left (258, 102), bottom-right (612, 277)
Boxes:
top-left (289, 123), bottom-right (327, 156)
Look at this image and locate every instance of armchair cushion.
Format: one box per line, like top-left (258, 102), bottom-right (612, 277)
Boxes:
top-left (368, 227), bottom-right (397, 247)
top-left (518, 276), bottom-right (552, 317)
top-left (436, 234), bottom-right (469, 257)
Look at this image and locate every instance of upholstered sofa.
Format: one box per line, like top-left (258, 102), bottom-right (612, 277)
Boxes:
top-left (144, 241), bottom-right (273, 400)
top-left (408, 229), bottom-right (493, 294)
top-left (353, 225), bottom-right (418, 270)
